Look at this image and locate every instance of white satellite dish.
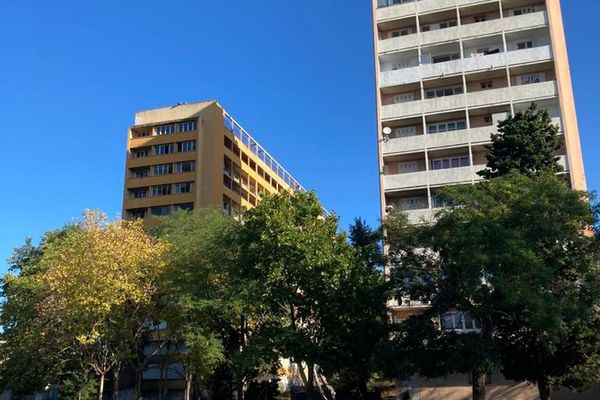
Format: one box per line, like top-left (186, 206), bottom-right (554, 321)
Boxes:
top-left (383, 127), bottom-right (392, 135)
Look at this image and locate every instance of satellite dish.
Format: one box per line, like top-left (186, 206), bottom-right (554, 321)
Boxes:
top-left (383, 127), bottom-right (392, 135)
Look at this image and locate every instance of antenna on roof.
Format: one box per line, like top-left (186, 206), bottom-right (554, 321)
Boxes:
top-left (171, 102), bottom-right (187, 109)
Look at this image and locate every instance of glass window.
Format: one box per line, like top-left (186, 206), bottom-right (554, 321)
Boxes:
top-left (447, 122), bottom-right (456, 131)
top-left (151, 205), bottom-right (171, 216)
top-left (178, 140), bottom-right (196, 152)
top-left (429, 125), bottom-right (438, 134)
top-left (154, 144), bottom-right (174, 155)
top-left (153, 164), bottom-right (172, 176)
top-left (457, 121), bottom-right (466, 130)
top-left (174, 203), bottom-right (194, 211)
top-left (178, 120), bottom-right (197, 132)
top-left (175, 182), bottom-right (193, 194)
top-left (175, 160), bottom-right (196, 173)
top-left (156, 124), bottom-right (175, 136)
top-left (151, 185), bottom-right (172, 197)
top-left (134, 149), bottom-right (149, 158)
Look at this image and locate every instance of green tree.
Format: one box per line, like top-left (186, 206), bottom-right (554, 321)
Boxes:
top-left (478, 103), bottom-right (562, 180)
top-left (156, 209), bottom-right (279, 400)
top-left (237, 191), bottom-right (355, 400)
top-left (320, 219), bottom-right (389, 399)
top-left (385, 173), bottom-right (600, 400)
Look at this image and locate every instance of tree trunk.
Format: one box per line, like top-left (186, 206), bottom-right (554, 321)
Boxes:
top-left (112, 365), bottom-right (120, 400)
top-left (538, 377), bottom-right (551, 400)
top-left (472, 370), bottom-right (486, 400)
top-left (237, 379), bottom-right (244, 400)
top-left (357, 379), bottom-right (368, 400)
top-left (135, 368), bottom-right (143, 399)
top-left (99, 373), bottom-right (106, 400)
top-left (307, 364), bottom-right (315, 400)
top-left (184, 371), bottom-right (192, 400)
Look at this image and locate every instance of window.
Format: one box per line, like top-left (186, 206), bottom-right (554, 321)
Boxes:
top-left (398, 197), bottom-right (427, 211)
top-left (128, 209), bottom-right (147, 219)
top-left (425, 86), bottom-right (463, 99)
top-left (480, 81), bottom-right (493, 90)
top-left (174, 202), bottom-right (194, 211)
top-left (178, 120), bottom-right (197, 132)
top-left (131, 168), bottom-right (149, 178)
top-left (151, 184), bottom-right (172, 197)
top-left (430, 156), bottom-right (470, 170)
top-left (484, 115), bottom-right (493, 124)
top-left (154, 144), bottom-right (174, 155)
top-left (511, 7), bottom-right (535, 17)
top-left (474, 15), bottom-right (486, 23)
top-left (442, 312), bottom-right (480, 332)
top-left (153, 164), bottom-right (172, 176)
top-left (132, 130), bottom-right (151, 138)
top-left (432, 53), bottom-right (460, 63)
top-left (421, 25), bottom-right (430, 32)
top-left (432, 195), bottom-right (451, 209)
top-left (390, 28), bottom-right (411, 38)
top-left (175, 160), bottom-right (196, 173)
top-left (516, 40), bottom-right (534, 50)
top-left (175, 182), bottom-right (193, 194)
top-left (397, 161), bottom-right (419, 174)
top-left (393, 93), bottom-right (415, 103)
top-left (394, 126), bottom-right (417, 138)
top-left (156, 124), bottom-right (175, 136)
top-left (428, 120), bottom-right (467, 134)
top-left (517, 72), bottom-right (545, 85)
top-left (392, 61), bottom-right (411, 70)
top-left (151, 205), bottom-right (171, 216)
top-left (178, 140), bottom-right (196, 152)
top-left (133, 149), bottom-right (149, 158)
top-left (130, 189), bottom-right (148, 199)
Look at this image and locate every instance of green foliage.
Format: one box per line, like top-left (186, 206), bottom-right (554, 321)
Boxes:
top-left (478, 103), bottom-right (563, 179)
top-left (385, 172), bottom-right (600, 398)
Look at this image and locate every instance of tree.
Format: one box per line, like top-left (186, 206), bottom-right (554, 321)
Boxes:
top-left (0, 232), bottom-right (76, 397)
top-left (37, 210), bottom-right (170, 400)
top-left (385, 173), bottom-right (600, 400)
top-left (156, 209), bottom-right (256, 400)
top-left (320, 219), bottom-right (389, 399)
top-left (478, 103), bottom-right (562, 180)
top-left (236, 191), bottom-right (355, 400)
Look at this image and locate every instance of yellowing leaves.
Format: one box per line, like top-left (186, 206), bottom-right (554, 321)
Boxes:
top-left (38, 210), bottom-right (171, 335)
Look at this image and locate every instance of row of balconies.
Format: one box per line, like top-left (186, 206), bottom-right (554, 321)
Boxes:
top-left (383, 155), bottom-right (569, 193)
top-left (378, 11), bottom-right (548, 54)
top-left (380, 45), bottom-right (553, 87)
top-left (381, 116), bottom-right (562, 155)
top-left (381, 80), bottom-right (558, 120)
top-left (377, 0), bottom-right (523, 22)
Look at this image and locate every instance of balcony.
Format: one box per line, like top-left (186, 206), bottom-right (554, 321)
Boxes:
top-left (384, 165), bottom-right (484, 191)
top-left (380, 45), bottom-right (553, 87)
top-left (381, 80), bottom-right (557, 120)
top-left (405, 208), bottom-right (435, 224)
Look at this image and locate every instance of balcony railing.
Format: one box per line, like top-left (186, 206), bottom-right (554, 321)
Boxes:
top-left (380, 45), bottom-right (553, 88)
top-left (381, 80), bottom-right (558, 120)
top-left (377, 0), bottom-right (503, 21)
top-left (384, 165), bottom-right (485, 191)
top-left (378, 11), bottom-right (548, 54)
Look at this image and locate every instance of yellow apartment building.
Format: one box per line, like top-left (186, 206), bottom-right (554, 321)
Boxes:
top-left (122, 101), bottom-right (302, 219)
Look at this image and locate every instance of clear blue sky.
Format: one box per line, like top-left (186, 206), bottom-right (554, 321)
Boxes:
top-left (0, 0), bottom-right (598, 273)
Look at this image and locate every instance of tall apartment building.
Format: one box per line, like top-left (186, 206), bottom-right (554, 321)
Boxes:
top-left (372, 0), bottom-right (586, 313)
top-left (122, 101), bottom-right (302, 220)
top-left (372, 1), bottom-right (591, 398)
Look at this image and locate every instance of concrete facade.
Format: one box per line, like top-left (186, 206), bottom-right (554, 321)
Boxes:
top-left (372, 1), bottom-right (590, 399)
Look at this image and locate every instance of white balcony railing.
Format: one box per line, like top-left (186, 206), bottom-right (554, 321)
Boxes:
top-left (379, 12), bottom-right (548, 54)
top-left (381, 80), bottom-right (558, 121)
top-left (384, 165), bottom-right (484, 191)
top-left (380, 45), bottom-right (553, 88)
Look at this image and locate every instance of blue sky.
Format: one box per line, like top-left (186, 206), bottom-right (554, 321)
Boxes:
top-left (0, 0), bottom-right (598, 273)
